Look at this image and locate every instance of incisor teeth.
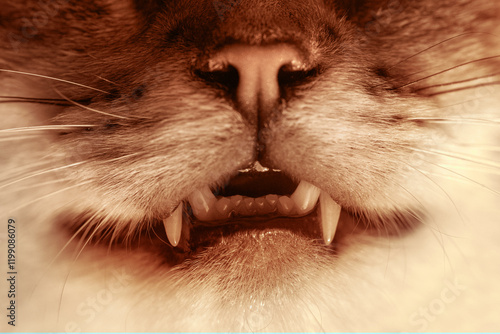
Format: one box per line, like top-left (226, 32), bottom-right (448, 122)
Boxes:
top-left (215, 197), bottom-right (233, 219)
top-left (243, 197), bottom-right (256, 215)
top-left (265, 194), bottom-right (278, 206)
top-left (255, 197), bottom-right (274, 215)
top-left (277, 196), bottom-right (294, 215)
top-left (187, 180), bottom-right (334, 223)
top-left (230, 195), bottom-right (243, 207)
top-left (319, 191), bottom-right (341, 245)
top-left (163, 203), bottom-right (183, 247)
top-left (290, 180), bottom-right (321, 214)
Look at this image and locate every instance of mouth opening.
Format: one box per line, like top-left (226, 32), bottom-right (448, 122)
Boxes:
top-left (162, 162), bottom-right (344, 253)
top-left (61, 163), bottom-right (422, 266)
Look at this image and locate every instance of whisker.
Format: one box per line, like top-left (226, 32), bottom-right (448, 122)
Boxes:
top-left (93, 75), bottom-right (121, 87)
top-left (53, 87), bottom-right (132, 120)
top-left (9, 181), bottom-right (91, 211)
top-left (452, 144), bottom-right (500, 152)
top-left (2, 152), bottom-right (142, 188)
top-left (439, 97), bottom-right (492, 110)
top-left (1, 157), bottom-right (53, 173)
top-left (0, 96), bottom-right (72, 106)
top-left (0, 161), bottom-right (85, 190)
top-left (55, 213), bottom-right (103, 321)
top-left (25, 195), bottom-right (86, 304)
top-left (407, 117), bottom-right (500, 125)
top-left (414, 72), bottom-right (500, 93)
top-left (0, 125), bottom-right (97, 134)
top-left (391, 55), bottom-right (500, 91)
top-left (0, 68), bottom-right (110, 94)
top-left (151, 226), bottom-right (170, 247)
top-left (419, 170), bottom-right (472, 184)
top-left (438, 162), bottom-right (500, 175)
top-left (387, 32), bottom-right (498, 71)
top-left (411, 147), bottom-right (500, 169)
top-left (1, 157), bottom-right (57, 176)
top-left (395, 156), bottom-right (465, 227)
top-left (422, 159), bottom-right (500, 196)
top-left (425, 81), bottom-right (500, 97)
top-left (8, 178), bottom-right (72, 192)
top-left (46, 210), bottom-right (102, 271)
top-left (0, 136), bottom-right (41, 142)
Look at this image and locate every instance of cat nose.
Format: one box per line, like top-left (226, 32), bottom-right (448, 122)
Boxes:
top-left (196, 44), bottom-right (314, 128)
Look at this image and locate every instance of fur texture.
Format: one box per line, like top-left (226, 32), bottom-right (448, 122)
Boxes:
top-left (1, 0), bottom-right (499, 331)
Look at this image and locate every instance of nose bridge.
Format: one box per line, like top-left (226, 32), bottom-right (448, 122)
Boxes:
top-left (212, 44), bottom-right (304, 126)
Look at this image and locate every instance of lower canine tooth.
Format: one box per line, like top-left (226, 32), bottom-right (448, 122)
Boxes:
top-left (163, 203), bottom-right (183, 247)
top-left (188, 186), bottom-right (217, 221)
top-left (319, 191), bottom-right (341, 245)
top-left (291, 180), bottom-right (321, 215)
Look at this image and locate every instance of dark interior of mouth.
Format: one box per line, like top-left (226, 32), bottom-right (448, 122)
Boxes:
top-left (176, 169), bottom-right (328, 252)
top-left (215, 169), bottom-right (298, 197)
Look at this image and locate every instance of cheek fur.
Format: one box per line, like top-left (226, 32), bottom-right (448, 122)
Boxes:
top-left (0, 0), bottom-right (499, 332)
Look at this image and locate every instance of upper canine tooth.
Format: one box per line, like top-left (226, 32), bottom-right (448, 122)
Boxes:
top-left (188, 186), bottom-right (217, 221)
top-left (291, 180), bottom-right (321, 215)
top-left (163, 203), bottom-right (183, 247)
top-left (319, 191), bottom-right (341, 245)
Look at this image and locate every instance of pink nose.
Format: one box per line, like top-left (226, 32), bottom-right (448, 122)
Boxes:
top-left (200, 44), bottom-right (310, 127)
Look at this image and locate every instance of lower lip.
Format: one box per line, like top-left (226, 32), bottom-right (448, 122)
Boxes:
top-left (181, 206), bottom-right (324, 250)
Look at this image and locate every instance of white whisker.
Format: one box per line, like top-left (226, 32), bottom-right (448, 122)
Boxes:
top-left (0, 161), bottom-right (85, 190)
top-left (94, 74), bottom-right (121, 86)
top-left (1, 159), bottom-right (56, 177)
top-left (411, 147), bottom-right (500, 169)
top-left (0, 136), bottom-right (41, 142)
top-left (0, 125), bottom-right (97, 134)
top-left (415, 156), bottom-right (500, 196)
top-left (0, 68), bottom-right (110, 94)
top-left (439, 163), bottom-right (500, 174)
top-left (393, 55), bottom-right (500, 90)
top-left (9, 178), bottom-right (72, 192)
top-left (10, 181), bottom-right (91, 211)
top-left (408, 117), bottom-right (500, 125)
top-left (455, 144), bottom-right (500, 152)
top-left (387, 32), bottom-right (498, 71)
top-left (53, 87), bottom-right (132, 120)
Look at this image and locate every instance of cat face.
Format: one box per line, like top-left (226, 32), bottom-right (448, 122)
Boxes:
top-left (1, 0), bottom-right (499, 331)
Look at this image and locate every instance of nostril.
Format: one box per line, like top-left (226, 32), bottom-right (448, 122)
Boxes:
top-left (278, 64), bottom-right (319, 88)
top-left (194, 65), bottom-right (239, 94)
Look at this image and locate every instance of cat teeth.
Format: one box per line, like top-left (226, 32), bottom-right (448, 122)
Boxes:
top-left (180, 180), bottom-right (342, 246)
top-left (290, 180), bottom-right (321, 214)
top-left (187, 180), bottom-right (323, 221)
top-left (319, 191), bottom-right (341, 245)
top-left (163, 203), bottom-right (183, 247)
top-left (187, 186), bottom-right (217, 220)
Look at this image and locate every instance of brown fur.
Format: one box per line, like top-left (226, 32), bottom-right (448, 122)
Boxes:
top-left (1, 0), bottom-right (499, 331)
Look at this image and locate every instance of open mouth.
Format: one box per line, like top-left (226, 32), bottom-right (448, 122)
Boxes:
top-left (162, 162), bottom-right (343, 252)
